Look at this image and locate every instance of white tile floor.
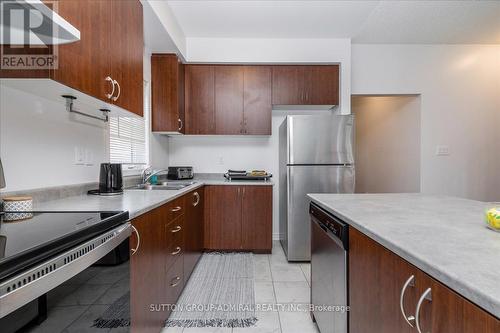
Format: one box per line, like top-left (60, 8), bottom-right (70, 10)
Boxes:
top-left (22, 241), bottom-right (318, 333)
top-left (162, 241), bottom-right (319, 333)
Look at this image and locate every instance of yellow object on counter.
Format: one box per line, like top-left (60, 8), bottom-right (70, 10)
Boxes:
top-left (486, 208), bottom-right (500, 231)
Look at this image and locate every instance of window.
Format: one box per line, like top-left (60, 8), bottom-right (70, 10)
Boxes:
top-left (109, 116), bottom-right (147, 165)
top-left (108, 81), bottom-right (149, 172)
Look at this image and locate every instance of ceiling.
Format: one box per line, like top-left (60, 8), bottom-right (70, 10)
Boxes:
top-left (165, 0), bottom-right (500, 44)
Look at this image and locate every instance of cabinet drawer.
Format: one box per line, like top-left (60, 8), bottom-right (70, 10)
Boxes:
top-left (166, 255), bottom-right (184, 304)
top-left (165, 216), bottom-right (184, 271)
top-left (167, 197), bottom-right (185, 222)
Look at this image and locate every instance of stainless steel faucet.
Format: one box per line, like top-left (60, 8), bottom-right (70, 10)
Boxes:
top-left (141, 167), bottom-right (169, 185)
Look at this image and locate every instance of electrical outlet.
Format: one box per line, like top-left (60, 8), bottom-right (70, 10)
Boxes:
top-left (84, 149), bottom-right (93, 166)
top-left (435, 145), bottom-right (450, 156)
top-left (218, 156), bottom-right (224, 165)
top-left (74, 147), bottom-right (84, 165)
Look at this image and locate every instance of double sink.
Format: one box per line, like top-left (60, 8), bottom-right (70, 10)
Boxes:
top-left (128, 181), bottom-right (196, 191)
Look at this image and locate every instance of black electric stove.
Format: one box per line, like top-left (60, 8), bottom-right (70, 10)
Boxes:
top-left (0, 211), bottom-right (129, 282)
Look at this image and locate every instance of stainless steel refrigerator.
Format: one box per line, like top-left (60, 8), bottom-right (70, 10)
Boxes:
top-left (279, 115), bottom-right (355, 261)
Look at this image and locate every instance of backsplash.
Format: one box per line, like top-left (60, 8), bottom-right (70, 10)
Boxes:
top-left (0, 84), bottom-right (108, 192)
top-left (0, 176), bottom-right (141, 204)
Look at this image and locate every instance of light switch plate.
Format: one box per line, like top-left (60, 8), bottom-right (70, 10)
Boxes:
top-left (435, 145), bottom-right (450, 156)
top-left (84, 149), bottom-right (93, 166)
top-left (74, 147), bottom-right (84, 165)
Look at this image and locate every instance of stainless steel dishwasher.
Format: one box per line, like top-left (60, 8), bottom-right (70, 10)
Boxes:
top-left (310, 203), bottom-right (349, 333)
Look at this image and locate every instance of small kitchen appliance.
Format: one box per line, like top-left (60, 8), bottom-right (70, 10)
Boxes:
top-left (88, 163), bottom-right (123, 196)
top-left (167, 166), bottom-right (194, 180)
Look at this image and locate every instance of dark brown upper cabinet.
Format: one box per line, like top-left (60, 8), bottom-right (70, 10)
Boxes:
top-left (215, 66), bottom-right (244, 135)
top-left (151, 54), bottom-right (185, 133)
top-left (184, 64), bottom-right (272, 135)
top-left (108, 0), bottom-right (144, 116)
top-left (271, 66), bottom-right (303, 105)
top-left (1, 0), bottom-right (144, 117)
top-left (185, 65), bottom-right (216, 135)
top-left (243, 66), bottom-right (272, 135)
top-left (272, 65), bottom-right (339, 106)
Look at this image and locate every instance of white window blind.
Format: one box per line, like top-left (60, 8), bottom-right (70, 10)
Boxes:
top-left (109, 116), bottom-right (147, 165)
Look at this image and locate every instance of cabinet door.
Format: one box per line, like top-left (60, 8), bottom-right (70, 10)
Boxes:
top-left (215, 66), bottom-right (244, 134)
top-left (130, 207), bottom-right (167, 333)
top-left (303, 65), bottom-right (339, 105)
top-left (109, 0), bottom-right (143, 116)
top-left (185, 65), bottom-right (216, 134)
top-left (243, 66), bottom-right (272, 135)
top-left (152, 54), bottom-right (185, 133)
top-left (415, 271), bottom-right (500, 333)
top-left (52, 0), bottom-right (112, 102)
top-left (184, 188), bottom-right (204, 280)
top-left (272, 66), bottom-right (303, 105)
top-left (241, 186), bottom-right (272, 252)
top-left (205, 186), bottom-right (242, 250)
top-left (349, 228), bottom-right (416, 333)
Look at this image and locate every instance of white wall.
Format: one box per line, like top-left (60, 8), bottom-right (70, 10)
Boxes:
top-left (186, 37), bottom-right (351, 114)
top-left (169, 109), bottom-right (334, 240)
top-left (0, 84), bottom-right (108, 192)
top-left (352, 95), bottom-right (421, 193)
top-left (352, 44), bottom-right (500, 201)
top-left (0, 49), bottom-right (169, 192)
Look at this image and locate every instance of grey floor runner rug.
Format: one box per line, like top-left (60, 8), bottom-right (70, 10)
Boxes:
top-left (93, 252), bottom-right (256, 329)
top-left (165, 252), bottom-right (257, 328)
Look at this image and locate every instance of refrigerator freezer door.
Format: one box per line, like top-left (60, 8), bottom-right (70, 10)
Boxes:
top-left (284, 165), bottom-right (354, 261)
top-left (287, 115), bottom-right (354, 165)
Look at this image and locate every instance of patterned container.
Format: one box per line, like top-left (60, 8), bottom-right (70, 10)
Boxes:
top-left (3, 196), bottom-right (33, 222)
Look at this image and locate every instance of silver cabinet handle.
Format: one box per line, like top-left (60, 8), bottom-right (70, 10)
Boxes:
top-left (171, 206), bottom-right (182, 212)
top-left (178, 118), bottom-right (183, 131)
top-left (130, 225), bottom-right (140, 256)
top-left (171, 225), bottom-right (182, 233)
top-left (105, 76), bottom-right (115, 99)
top-left (171, 246), bottom-right (181, 255)
top-left (415, 288), bottom-right (432, 333)
top-left (193, 192), bottom-right (200, 206)
top-left (112, 79), bottom-right (121, 101)
top-left (170, 276), bottom-right (181, 287)
top-left (400, 275), bottom-right (416, 327)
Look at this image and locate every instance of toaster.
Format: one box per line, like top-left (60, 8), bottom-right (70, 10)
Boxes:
top-left (167, 166), bottom-right (194, 180)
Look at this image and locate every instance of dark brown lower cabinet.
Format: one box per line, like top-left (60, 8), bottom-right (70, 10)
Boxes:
top-left (205, 186), bottom-right (242, 250)
top-left (130, 187), bottom-right (205, 333)
top-left (184, 188), bottom-right (204, 280)
top-left (204, 185), bottom-right (272, 252)
top-left (349, 228), bottom-right (500, 333)
top-left (130, 206), bottom-right (168, 333)
top-left (241, 186), bottom-right (273, 252)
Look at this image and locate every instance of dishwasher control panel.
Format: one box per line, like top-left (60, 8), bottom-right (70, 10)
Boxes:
top-left (310, 203), bottom-right (349, 249)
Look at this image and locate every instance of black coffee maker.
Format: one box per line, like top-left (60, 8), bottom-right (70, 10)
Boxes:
top-left (88, 163), bottom-right (123, 195)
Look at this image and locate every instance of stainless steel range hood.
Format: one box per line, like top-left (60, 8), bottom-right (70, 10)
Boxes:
top-left (0, 0), bottom-right (80, 45)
